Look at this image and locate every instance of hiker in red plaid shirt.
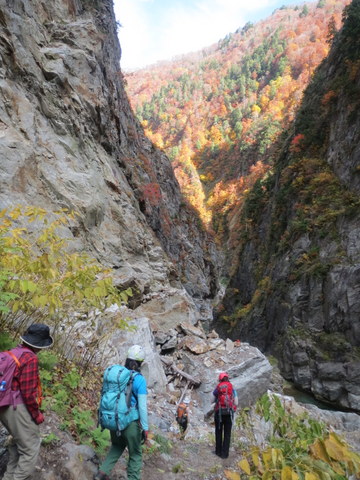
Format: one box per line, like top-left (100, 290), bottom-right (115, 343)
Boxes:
top-left (0, 324), bottom-right (53, 480)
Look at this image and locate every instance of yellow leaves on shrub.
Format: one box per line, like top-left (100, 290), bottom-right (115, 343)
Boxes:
top-left (19, 280), bottom-right (37, 293)
top-left (261, 448), bottom-right (283, 469)
top-left (243, 447), bottom-right (291, 478)
top-left (0, 206), bottom-right (130, 319)
top-left (8, 207), bottom-right (22, 220)
top-left (251, 448), bottom-right (260, 468)
top-left (310, 431), bottom-right (360, 476)
top-left (262, 449), bottom-right (272, 469)
top-left (235, 394), bottom-right (360, 480)
top-left (281, 467), bottom-right (292, 480)
top-left (281, 466), bottom-right (299, 480)
top-left (310, 171), bottom-right (335, 186)
top-left (10, 227), bottom-right (27, 239)
top-left (325, 432), bottom-right (349, 461)
top-left (238, 458), bottom-right (251, 474)
top-left (330, 463), bottom-right (345, 476)
top-left (224, 470), bottom-right (241, 480)
top-left (304, 472), bottom-right (320, 480)
top-left (32, 295), bottom-right (49, 308)
top-left (309, 438), bottom-right (330, 463)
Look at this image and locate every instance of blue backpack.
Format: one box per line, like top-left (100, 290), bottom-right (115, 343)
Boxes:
top-left (98, 365), bottom-right (139, 433)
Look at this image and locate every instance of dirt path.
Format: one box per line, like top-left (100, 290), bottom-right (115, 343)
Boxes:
top-left (143, 438), bottom-right (238, 480)
top-left (111, 429), bottom-right (240, 480)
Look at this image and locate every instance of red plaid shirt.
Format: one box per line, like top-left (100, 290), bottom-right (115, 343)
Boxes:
top-left (12, 345), bottom-right (41, 421)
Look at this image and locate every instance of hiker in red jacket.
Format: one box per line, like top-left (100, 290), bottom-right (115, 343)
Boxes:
top-left (0, 324), bottom-right (53, 480)
top-left (212, 372), bottom-right (238, 459)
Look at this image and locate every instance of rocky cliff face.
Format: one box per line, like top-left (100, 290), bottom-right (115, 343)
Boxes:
top-left (0, 0), bottom-right (220, 324)
top-left (214, 1), bottom-right (360, 411)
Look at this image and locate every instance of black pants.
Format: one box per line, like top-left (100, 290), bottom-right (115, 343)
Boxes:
top-left (215, 411), bottom-right (233, 458)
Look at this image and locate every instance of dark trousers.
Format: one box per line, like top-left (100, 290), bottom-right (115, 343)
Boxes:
top-left (215, 411), bottom-right (232, 458)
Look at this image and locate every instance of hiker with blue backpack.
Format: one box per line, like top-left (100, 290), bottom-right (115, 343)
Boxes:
top-left (96, 345), bottom-right (149, 480)
top-left (0, 323), bottom-right (54, 480)
top-left (212, 371), bottom-right (238, 459)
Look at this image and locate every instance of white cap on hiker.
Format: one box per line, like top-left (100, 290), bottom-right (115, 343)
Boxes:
top-left (127, 344), bottom-right (145, 362)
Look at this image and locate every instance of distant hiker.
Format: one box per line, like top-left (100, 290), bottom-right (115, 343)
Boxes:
top-left (212, 371), bottom-right (238, 459)
top-left (96, 345), bottom-right (149, 480)
top-left (0, 323), bottom-right (54, 480)
top-left (176, 397), bottom-right (190, 438)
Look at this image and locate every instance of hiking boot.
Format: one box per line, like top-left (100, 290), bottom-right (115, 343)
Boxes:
top-left (212, 450), bottom-right (222, 457)
top-left (94, 471), bottom-right (110, 480)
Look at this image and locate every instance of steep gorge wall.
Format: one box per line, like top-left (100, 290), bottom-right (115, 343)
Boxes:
top-left (0, 0), bottom-right (220, 325)
top-left (214, 1), bottom-right (360, 411)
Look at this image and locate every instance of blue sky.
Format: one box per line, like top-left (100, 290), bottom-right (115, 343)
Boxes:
top-left (113, 0), bottom-right (303, 71)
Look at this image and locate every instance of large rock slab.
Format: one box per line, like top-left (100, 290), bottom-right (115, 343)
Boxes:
top-left (173, 340), bottom-right (272, 413)
top-left (135, 289), bottom-right (199, 332)
top-left (105, 316), bottom-right (168, 391)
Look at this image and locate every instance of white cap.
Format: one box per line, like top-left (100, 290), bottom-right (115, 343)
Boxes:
top-left (127, 345), bottom-right (145, 362)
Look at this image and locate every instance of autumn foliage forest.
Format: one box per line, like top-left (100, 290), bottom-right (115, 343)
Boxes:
top-left (125, 0), bottom-right (349, 252)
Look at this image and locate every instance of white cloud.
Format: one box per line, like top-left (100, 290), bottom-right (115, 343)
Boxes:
top-left (114, 0), bottom-right (285, 71)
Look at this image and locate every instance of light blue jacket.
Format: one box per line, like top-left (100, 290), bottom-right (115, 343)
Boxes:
top-left (130, 372), bottom-right (148, 431)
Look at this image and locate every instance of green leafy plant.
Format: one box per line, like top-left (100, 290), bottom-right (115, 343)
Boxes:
top-left (63, 368), bottom-right (82, 389)
top-left (143, 433), bottom-right (173, 457)
top-left (51, 388), bottom-right (70, 416)
top-left (172, 463), bottom-right (185, 473)
top-left (0, 270), bottom-right (18, 314)
top-left (38, 351), bottom-right (59, 371)
top-left (42, 433), bottom-right (60, 447)
top-left (0, 206), bottom-right (137, 458)
top-left (152, 433), bottom-right (173, 454)
top-left (72, 408), bottom-right (96, 439)
top-left (59, 421), bottom-right (71, 431)
top-left (39, 358), bottom-right (110, 456)
top-left (0, 205), bottom-right (132, 369)
top-left (90, 427), bottom-right (111, 456)
top-left (0, 331), bottom-right (17, 351)
top-left (39, 370), bottom-right (53, 388)
top-left (0, 206), bottom-right (130, 321)
top-left (223, 276), bottom-right (271, 329)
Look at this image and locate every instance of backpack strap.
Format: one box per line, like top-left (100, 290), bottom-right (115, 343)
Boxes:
top-left (214, 382), bottom-right (221, 407)
top-left (125, 372), bottom-right (136, 409)
top-left (117, 370), bottom-right (137, 436)
top-left (114, 367), bottom-right (123, 427)
top-left (6, 351), bottom-right (21, 368)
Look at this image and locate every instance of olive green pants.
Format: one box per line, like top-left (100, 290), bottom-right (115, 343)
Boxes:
top-left (0, 404), bottom-right (41, 480)
top-left (100, 421), bottom-right (142, 480)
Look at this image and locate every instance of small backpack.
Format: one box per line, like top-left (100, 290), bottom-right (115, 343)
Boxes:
top-left (176, 402), bottom-right (188, 431)
top-left (216, 381), bottom-right (236, 415)
top-left (98, 365), bottom-right (139, 433)
top-left (0, 348), bottom-right (21, 408)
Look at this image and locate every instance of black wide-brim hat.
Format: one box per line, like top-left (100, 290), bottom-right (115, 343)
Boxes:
top-left (20, 323), bottom-right (54, 349)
